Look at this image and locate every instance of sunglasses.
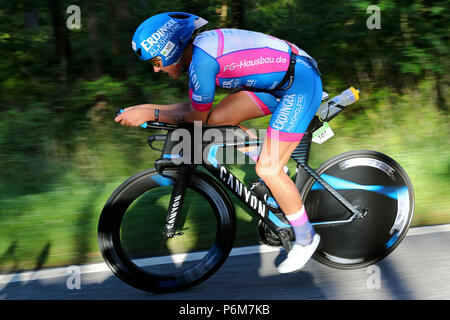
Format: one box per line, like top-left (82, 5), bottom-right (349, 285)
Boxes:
top-left (148, 57), bottom-right (163, 68)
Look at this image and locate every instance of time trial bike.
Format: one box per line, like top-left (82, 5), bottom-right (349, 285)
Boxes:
top-left (97, 89), bottom-right (415, 293)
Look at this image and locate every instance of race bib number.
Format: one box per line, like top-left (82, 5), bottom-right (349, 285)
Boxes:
top-left (312, 122), bottom-right (334, 144)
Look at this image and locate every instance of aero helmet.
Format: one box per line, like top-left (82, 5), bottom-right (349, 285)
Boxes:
top-left (132, 12), bottom-right (208, 66)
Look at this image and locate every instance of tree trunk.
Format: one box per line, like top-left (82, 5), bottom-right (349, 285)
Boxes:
top-left (231, 0), bottom-right (245, 29)
top-left (25, 11), bottom-right (39, 28)
top-left (24, 0), bottom-right (39, 28)
top-left (48, 0), bottom-right (72, 82)
top-left (85, 0), bottom-right (102, 79)
top-left (110, 0), bottom-right (131, 79)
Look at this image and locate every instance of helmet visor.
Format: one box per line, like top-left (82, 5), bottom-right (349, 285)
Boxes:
top-left (148, 57), bottom-right (163, 68)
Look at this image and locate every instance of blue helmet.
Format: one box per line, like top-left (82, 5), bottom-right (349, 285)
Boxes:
top-left (132, 12), bottom-right (208, 66)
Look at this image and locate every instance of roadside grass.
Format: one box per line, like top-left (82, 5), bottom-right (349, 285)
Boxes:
top-left (0, 84), bottom-right (448, 272)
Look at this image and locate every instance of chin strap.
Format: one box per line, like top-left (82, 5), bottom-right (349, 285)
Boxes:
top-left (172, 40), bottom-right (191, 73)
top-left (172, 54), bottom-right (183, 69)
top-left (176, 57), bottom-right (188, 73)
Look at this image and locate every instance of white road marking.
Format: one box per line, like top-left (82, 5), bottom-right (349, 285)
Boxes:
top-left (0, 224), bottom-right (449, 285)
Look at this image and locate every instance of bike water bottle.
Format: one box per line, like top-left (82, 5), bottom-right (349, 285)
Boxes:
top-left (317, 87), bottom-right (360, 121)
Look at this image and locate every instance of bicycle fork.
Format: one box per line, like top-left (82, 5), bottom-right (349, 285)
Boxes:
top-left (163, 164), bottom-right (195, 238)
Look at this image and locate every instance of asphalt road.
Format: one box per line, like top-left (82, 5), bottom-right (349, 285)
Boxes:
top-left (1, 225), bottom-right (450, 300)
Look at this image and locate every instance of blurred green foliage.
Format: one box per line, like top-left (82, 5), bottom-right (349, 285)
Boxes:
top-left (0, 0), bottom-right (448, 271)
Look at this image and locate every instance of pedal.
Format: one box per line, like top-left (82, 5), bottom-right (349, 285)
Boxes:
top-left (166, 231), bottom-right (184, 239)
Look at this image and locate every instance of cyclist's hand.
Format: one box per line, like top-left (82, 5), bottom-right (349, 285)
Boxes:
top-left (114, 108), bottom-right (152, 127)
top-left (122, 105), bottom-right (142, 112)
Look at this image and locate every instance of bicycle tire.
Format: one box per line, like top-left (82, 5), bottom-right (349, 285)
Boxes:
top-left (301, 150), bottom-right (415, 269)
top-left (98, 168), bottom-right (236, 293)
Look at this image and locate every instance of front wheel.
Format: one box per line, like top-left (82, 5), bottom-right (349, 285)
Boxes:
top-left (301, 150), bottom-right (415, 269)
top-left (98, 168), bottom-right (236, 293)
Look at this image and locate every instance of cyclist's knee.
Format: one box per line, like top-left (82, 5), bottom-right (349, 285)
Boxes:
top-left (255, 161), bottom-right (283, 181)
top-left (207, 109), bottom-right (239, 126)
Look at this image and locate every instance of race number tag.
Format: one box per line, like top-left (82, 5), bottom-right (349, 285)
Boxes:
top-left (312, 122), bottom-right (334, 144)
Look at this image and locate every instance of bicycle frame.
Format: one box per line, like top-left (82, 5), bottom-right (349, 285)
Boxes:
top-left (100, 87), bottom-right (416, 293)
top-left (145, 117), bottom-right (367, 251)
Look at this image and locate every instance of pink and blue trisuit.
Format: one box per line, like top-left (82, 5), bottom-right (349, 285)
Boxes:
top-left (188, 29), bottom-right (322, 245)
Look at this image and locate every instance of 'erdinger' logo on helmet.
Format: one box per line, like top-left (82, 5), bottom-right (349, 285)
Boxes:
top-left (140, 19), bottom-right (179, 55)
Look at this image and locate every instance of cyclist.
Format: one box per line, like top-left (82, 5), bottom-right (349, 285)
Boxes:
top-left (115, 12), bottom-right (322, 273)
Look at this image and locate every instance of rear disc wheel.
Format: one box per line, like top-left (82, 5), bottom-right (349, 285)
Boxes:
top-left (301, 150), bottom-right (414, 269)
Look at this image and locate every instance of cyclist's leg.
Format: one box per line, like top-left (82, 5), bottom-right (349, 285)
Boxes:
top-left (256, 137), bottom-right (303, 213)
top-left (258, 97), bottom-right (322, 214)
top-left (207, 90), bottom-right (278, 159)
top-left (256, 56), bottom-right (323, 272)
top-left (260, 56), bottom-right (322, 214)
top-left (206, 90), bottom-right (275, 126)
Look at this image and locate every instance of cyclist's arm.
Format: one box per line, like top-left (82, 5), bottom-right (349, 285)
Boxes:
top-left (183, 107), bottom-right (209, 123)
top-left (124, 102), bottom-right (188, 112)
top-left (188, 46), bottom-right (219, 114)
top-left (116, 101), bottom-right (208, 126)
top-left (152, 101), bottom-right (208, 123)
